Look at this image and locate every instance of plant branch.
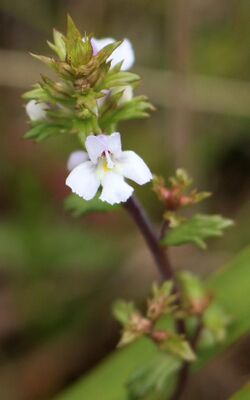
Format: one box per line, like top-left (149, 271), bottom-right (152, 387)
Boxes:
top-left (124, 196), bottom-right (186, 335)
top-left (124, 196), bottom-right (174, 281)
top-left (170, 319), bottom-right (203, 400)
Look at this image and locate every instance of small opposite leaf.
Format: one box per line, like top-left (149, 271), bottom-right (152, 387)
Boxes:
top-left (113, 301), bottom-right (137, 326)
top-left (160, 335), bottom-right (196, 361)
top-left (162, 214), bottom-right (233, 249)
top-left (64, 194), bottom-right (117, 217)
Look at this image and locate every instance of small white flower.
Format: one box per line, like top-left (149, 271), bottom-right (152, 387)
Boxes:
top-left (66, 132), bottom-right (152, 205)
top-left (26, 100), bottom-right (47, 121)
top-left (91, 37), bottom-right (135, 71)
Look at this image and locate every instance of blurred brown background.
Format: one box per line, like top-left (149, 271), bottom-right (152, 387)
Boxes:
top-left (0, 1), bottom-right (250, 399)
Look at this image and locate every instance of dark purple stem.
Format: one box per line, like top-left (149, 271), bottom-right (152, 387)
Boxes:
top-left (124, 196), bottom-right (174, 281)
top-left (170, 320), bottom-right (203, 400)
top-left (124, 196), bottom-right (186, 335)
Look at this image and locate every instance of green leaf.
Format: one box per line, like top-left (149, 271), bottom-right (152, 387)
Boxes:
top-left (160, 335), bottom-right (196, 362)
top-left (47, 29), bottom-right (66, 61)
top-left (203, 302), bottom-right (230, 342)
top-left (24, 122), bottom-right (67, 141)
top-left (162, 214), bottom-right (233, 249)
top-left (23, 85), bottom-right (48, 101)
top-left (178, 271), bottom-right (207, 307)
top-left (64, 194), bottom-right (117, 217)
top-left (55, 246), bottom-right (250, 400)
top-left (100, 71), bottom-right (140, 90)
top-left (65, 15), bottom-right (92, 67)
top-left (127, 355), bottom-right (181, 400)
top-left (95, 41), bottom-right (122, 66)
top-left (229, 383), bottom-right (250, 400)
top-left (113, 301), bottom-right (137, 326)
top-left (100, 96), bottom-right (153, 129)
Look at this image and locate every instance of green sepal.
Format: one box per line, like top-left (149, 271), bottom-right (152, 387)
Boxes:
top-left (162, 214), bottom-right (233, 249)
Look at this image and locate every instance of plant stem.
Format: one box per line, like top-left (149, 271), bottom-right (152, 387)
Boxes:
top-left (124, 196), bottom-right (186, 335)
top-left (124, 196), bottom-right (174, 281)
top-left (170, 320), bottom-right (203, 400)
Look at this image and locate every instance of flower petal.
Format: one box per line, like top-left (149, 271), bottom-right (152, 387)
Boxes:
top-left (119, 86), bottom-right (133, 105)
top-left (107, 132), bottom-right (122, 157)
top-left (111, 39), bottom-right (135, 71)
top-left (85, 133), bottom-right (122, 163)
top-left (91, 37), bottom-right (135, 71)
top-left (26, 100), bottom-right (47, 121)
top-left (66, 161), bottom-right (100, 200)
top-left (91, 37), bottom-right (115, 56)
top-left (100, 172), bottom-right (133, 205)
top-left (118, 151), bottom-right (152, 185)
top-left (85, 135), bottom-right (108, 163)
top-left (67, 151), bottom-right (89, 171)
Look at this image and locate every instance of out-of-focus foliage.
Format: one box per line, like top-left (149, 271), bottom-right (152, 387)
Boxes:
top-left (230, 383), bottom-right (250, 400)
top-left (0, 0), bottom-right (250, 399)
top-left (55, 246), bottom-right (250, 400)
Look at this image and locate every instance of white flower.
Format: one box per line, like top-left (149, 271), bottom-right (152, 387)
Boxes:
top-left (66, 132), bottom-right (152, 205)
top-left (91, 37), bottom-right (135, 71)
top-left (67, 151), bottom-right (89, 172)
top-left (26, 100), bottom-right (47, 121)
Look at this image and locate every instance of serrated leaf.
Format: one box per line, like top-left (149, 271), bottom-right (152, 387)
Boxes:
top-left (127, 355), bottom-right (181, 400)
top-left (113, 301), bottom-right (137, 326)
top-left (65, 15), bottom-right (92, 67)
top-left (49, 28), bottom-right (66, 61)
top-left (24, 122), bottom-right (67, 141)
top-left (100, 71), bottom-right (140, 90)
top-left (64, 194), bottom-right (117, 217)
top-left (100, 96), bottom-right (153, 129)
top-left (160, 335), bottom-right (196, 361)
top-left (31, 53), bottom-right (58, 71)
top-left (22, 85), bottom-right (48, 101)
top-left (94, 41), bottom-right (122, 66)
top-left (162, 214), bottom-right (233, 249)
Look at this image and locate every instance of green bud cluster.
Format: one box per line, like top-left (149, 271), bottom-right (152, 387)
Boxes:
top-left (23, 15), bottom-right (153, 143)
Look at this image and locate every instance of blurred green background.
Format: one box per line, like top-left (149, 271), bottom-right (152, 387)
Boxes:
top-left (0, 1), bottom-right (250, 399)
